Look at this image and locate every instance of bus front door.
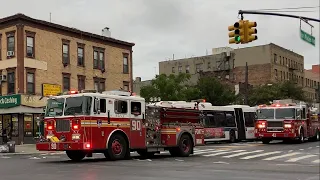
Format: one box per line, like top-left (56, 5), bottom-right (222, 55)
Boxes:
top-left (234, 108), bottom-right (246, 140)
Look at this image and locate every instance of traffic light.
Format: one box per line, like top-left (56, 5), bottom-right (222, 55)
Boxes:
top-left (228, 20), bottom-right (245, 44)
top-left (244, 21), bottom-right (257, 43)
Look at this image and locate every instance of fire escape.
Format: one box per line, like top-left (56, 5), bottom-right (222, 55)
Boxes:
top-left (213, 51), bottom-right (234, 85)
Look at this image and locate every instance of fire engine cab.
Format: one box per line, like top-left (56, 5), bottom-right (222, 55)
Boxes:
top-left (36, 90), bottom-right (205, 161)
top-left (255, 99), bottom-right (320, 144)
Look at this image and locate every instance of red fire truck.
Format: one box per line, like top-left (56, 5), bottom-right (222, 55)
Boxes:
top-left (255, 99), bottom-right (320, 144)
top-left (36, 90), bottom-right (205, 161)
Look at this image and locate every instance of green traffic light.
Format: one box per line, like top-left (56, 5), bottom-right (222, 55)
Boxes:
top-left (235, 36), bottom-right (241, 42)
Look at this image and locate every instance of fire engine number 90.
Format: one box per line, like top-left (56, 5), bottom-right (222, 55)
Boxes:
top-left (131, 119), bottom-right (142, 131)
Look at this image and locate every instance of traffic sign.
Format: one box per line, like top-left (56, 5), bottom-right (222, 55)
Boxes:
top-left (300, 29), bottom-right (315, 46)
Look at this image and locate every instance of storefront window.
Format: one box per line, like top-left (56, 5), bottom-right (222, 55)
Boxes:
top-left (11, 114), bottom-right (19, 137)
top-left (33, 114), bottom-right (42, 137)
top-left (24, 114), bottom-right (33, 136)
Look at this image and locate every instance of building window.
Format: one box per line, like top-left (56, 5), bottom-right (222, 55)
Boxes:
top-left (26, 71), bottom-right (35, 94)
top-left (123, 53), bottom-right (129, 73)
top-left (7, 71), bottom-right (15, 94)
top-left (274, 69), bottom-right (278, 78)
top-left (93, 48), bottom-right (105, 70)
top-left (196, 63), bottom-right (202, 72)
top-left (62, 74), bottom-right (70, 92)
top-left (94, 78), bottom-right (105, 92)
top-left (274, 53), bottom-right (277, 63)
top-left (178, 66), bottom-right (182, 73)
top-left (77, 44), bottom-right (84, 66)
top-left (123, 81), bottom-right (130, 91)
top-left (186, 65), bottom-right (190, 73)
top-left (26, 31), bottom-right (35, 58)
top-left (62, 39), bottom-right (70, 64)
top-left (207, 62), bottom-right (211, 69)
top-left (7, 32), bottom-right (15, 57)
top-left (172, 67), bottom-right (175, 73)
top-left (0, 34), bottom-right (2, 60)
top-left (77, 75), bottom-right (85, 91)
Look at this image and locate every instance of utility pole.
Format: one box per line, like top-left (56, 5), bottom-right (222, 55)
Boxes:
top-left (244, 62), bottom-right (248, 105)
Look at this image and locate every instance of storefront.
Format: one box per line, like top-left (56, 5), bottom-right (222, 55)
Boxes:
top-left (0, 94), bottom-right (47, 144)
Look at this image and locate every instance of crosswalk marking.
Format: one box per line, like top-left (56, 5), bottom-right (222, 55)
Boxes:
top-left (262, 152), bottom-right (301, 161)
top-left (194, 149), bottom-right (216, 153)
top-left (240, 151), bottom-right (282, 160)
top-left (222, 150), bottom-right (264, 158)
top-left (312, 159), bottom-right (320, 163)
top-left (203, 150), bottom-right (246, 157)
top-left (286, 154), bottom-right (318, 162)
top-left (194, 149), bottom-right (227, 155)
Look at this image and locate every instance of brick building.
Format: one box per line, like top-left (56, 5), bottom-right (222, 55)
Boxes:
top-left (0, 13), bottom-right (134, 144)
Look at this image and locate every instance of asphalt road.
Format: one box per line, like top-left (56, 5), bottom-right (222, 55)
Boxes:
top-left (0, 141), bottom-right (319, 180)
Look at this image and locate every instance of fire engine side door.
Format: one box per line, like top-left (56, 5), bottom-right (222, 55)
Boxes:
top-left (129, 100), bottom-right (146, 148)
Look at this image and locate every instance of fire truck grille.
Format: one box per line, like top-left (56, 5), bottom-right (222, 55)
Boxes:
top-left (267, 121), bottom-right (283, 127)
top-left (55, 119), bottom-right (70, 132)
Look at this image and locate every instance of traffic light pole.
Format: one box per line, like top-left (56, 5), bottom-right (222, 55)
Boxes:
top-left (238, 10), bottom-right (320, 23)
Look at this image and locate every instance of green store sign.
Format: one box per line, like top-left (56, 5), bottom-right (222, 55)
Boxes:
top-left (0, 94), bottom-right (21, 109)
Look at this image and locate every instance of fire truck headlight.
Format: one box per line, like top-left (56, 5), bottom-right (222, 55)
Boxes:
top-left (72, 134), bottom-right (81, 140)
top-left (284, 124), bottom-right (292, 128)
top-left (257, 124), bottom-right (266, 128)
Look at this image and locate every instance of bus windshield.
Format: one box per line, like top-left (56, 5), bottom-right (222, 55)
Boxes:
top-left (257, 109), bottom-right (274, 119)
top-left (275, 108), bottom-right (295, 119)
top-left (45, 98), bottom-right (65, 117)
top-left (64, 96), bottom-right (92, 116)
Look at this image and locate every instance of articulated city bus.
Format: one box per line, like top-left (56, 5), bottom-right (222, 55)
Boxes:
top-left (199, 105), bottom-right (257, 143)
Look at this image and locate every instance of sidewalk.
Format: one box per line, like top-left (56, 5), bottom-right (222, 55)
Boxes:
top-left (0, 144), bottom-right (64, 156)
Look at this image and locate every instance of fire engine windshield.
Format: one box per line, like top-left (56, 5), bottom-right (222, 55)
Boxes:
top-left (64, 96), bottom-right (92, 116)
top-left (45, 98), bottom-right (65, 117)
top-left (275, 108), bottom-right (295, 119)
top-left (257, 109), bottom-right (274, 119)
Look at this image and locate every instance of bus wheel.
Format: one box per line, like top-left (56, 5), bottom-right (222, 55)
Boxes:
top-left (66, 150), bottom-right (86, 161)
top-left (229, 130), bottom-right (236, 143)
top-left (176, 134), bottom-right (193, 157)
top-left (107, 133), bottom-right (128, 161)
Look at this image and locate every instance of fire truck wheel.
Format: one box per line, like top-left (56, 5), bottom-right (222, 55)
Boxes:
top-left (176, 134), bottom-right (193, 157)
top-left (107, 133), bottom-right (128, 161)
top-left (66, 150), bottom-right (86, 161)
top-left (298, 129), bottom-right (304, 143)
top-left (316, 130), bottom-right (320, 141)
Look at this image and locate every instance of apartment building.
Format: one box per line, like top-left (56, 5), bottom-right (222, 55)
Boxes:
top-left (304, 65), bottom-right (320, 102)
top-left (159, 50), bottom-right (235, 85)
top-left (0, 13), bottom-right (134, 144)
top-left (233, 43), bottom-right (304, 86)
top-left (133, 77), bottom-right (152, 95)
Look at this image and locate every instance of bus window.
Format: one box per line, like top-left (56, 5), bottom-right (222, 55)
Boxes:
top-left (244, 112), bottom-right (255, 127)
top-left (214, 112), bottom-right (226, 127)
top-left (225, 111), bottom-right (236, 127)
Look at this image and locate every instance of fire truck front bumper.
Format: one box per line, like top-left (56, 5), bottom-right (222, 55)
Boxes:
top-left (36, 142), bottom-right (92, 151)
top-left (255, 132), bottom-right (296, 139)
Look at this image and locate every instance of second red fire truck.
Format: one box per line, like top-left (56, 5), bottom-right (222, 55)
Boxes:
top-left (36, 90), bottom-right (205, 161)
top-left (255, 99), bottom-right (320, 144)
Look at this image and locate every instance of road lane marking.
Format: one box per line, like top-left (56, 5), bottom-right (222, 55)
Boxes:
top-left (194, 149), bottom-right (216, 152)
top-left (203, 150), bottom-right (246, 157)
top-left (262, 152), bottom-right (301, 161)
top-left (299, 149), bottom-right (304, 151)
top-left (308, 147), bottom-right (312, 149)
top-left (240, 151), bottom-right (282, 160)
top-left (312, 159), bottom-right (320, 163)
top-left (288, 150), bottom-right (293, 152)
top-left (222, 150), bottom-right (264, 158)
top-left (286, 154), bottom-right (317, 162)
top-left (193, 149), bottom-right (227, 155)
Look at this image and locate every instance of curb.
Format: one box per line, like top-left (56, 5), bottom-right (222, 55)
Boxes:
top-left (0, 152), bottom-right (65, 157)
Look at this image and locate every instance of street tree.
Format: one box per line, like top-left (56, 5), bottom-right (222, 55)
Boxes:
top-left (196, 77), bottom-right (237, 106)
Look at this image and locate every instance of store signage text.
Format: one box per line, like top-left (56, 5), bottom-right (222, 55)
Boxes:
top-left (0, 94), bottom-right (21, 109)
top-left (42, 83), bottom-right (62, 96)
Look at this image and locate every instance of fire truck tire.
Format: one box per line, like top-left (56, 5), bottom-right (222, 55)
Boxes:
top-left (176, 133), bottom-right (193, 157)
top-left (107, 133), bottom-right (128, 161)
top-left (297, 128), bottom-right (304, 143)
top-left (316, 130), bottom-right (320, 141)
top-left (66, 150), bottom-right (86, 161)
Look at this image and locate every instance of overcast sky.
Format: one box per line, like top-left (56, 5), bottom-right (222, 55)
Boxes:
top-left (1, 0), bottom-right (319, 80)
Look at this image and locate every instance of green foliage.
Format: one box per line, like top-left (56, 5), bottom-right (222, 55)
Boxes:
top-left (248, 81), bottom-right (308, 106)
